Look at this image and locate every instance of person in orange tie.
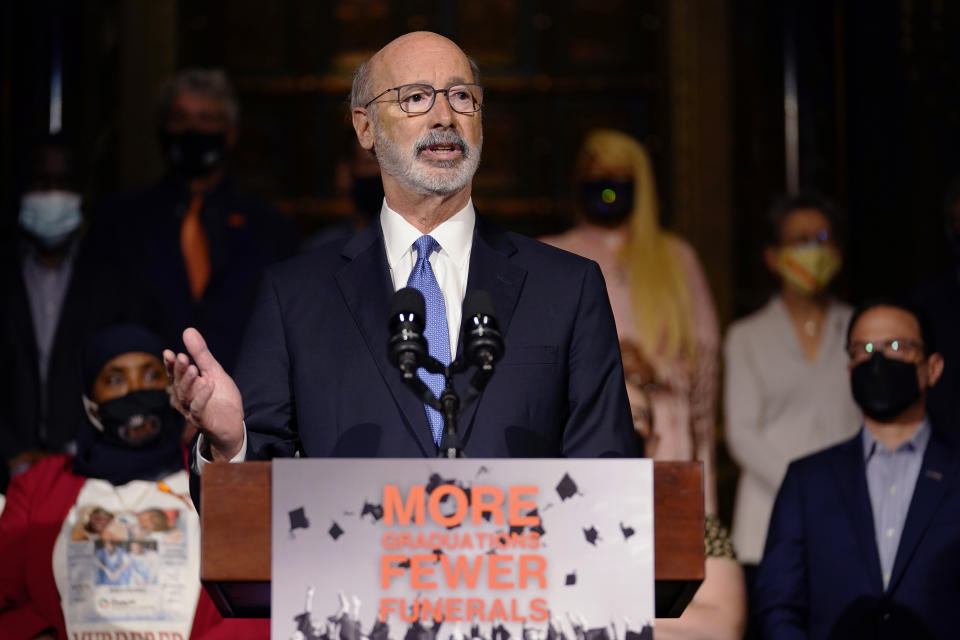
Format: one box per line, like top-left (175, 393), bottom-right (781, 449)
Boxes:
top-left (91, 68), bottom-right (300, 373)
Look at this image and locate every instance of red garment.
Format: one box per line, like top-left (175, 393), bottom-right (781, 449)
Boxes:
top-left (0, 455), bottom-right (268, 640)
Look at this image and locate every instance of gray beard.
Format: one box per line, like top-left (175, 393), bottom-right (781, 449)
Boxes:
top-left (373, 118), bottom-right (482, 197)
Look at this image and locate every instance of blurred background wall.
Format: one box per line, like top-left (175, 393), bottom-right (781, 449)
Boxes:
top-left (2, 0), bottom-right (959, 520)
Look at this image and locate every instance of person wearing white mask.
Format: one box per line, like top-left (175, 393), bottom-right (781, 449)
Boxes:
top-left (0, 135), bottom-right (147, 491)
top-left (723, 194), bottom-right (862, 599)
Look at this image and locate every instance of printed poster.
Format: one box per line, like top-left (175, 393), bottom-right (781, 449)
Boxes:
top-left (272, 459), bottom-right (654, 640)
top-left (53, 475), bottom-right (201, 640)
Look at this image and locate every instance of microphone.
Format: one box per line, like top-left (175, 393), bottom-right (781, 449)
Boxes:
top-left (461, 290), bottom-right (505, 369)
top-left (387, 287), bottom-right (429, 377)
top-left (459, 291), bottom-right (505, 409)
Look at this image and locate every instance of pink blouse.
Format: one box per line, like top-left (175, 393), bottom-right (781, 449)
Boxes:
top-left (542, 224), bottom-right (720, 513)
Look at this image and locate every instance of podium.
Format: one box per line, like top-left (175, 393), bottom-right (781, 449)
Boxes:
top-left (200, 461), bottom-right (704, 620)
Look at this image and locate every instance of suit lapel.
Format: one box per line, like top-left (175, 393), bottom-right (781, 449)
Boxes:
top-left (832, 433), bottom-right (885, 594)
top-left (335, 225), bottom-right (435, 456)
top-left (455, 218), bottom-right (527, 448)
top-left (887, 433), bottom-right (959, 593)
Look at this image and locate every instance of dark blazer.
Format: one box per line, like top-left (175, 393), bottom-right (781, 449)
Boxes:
top-left (754, 428), bottom-right (960, 640)
top-left (91, 175), bottom-right (300, 373)
top-left (232, 217), bottom-right (640, 458)
top-left (0, 233), bottom-right (148, 487)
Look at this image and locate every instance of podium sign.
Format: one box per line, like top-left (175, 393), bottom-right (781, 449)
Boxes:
top-left (271, 459), bottom-right (655, 640)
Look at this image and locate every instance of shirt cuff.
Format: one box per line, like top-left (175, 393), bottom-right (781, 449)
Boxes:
top-left (193, 423), bottom-right (248, 474)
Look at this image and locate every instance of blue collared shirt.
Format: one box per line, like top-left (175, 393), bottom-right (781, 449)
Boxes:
top-left (862, 419), bottom-right (931, 589)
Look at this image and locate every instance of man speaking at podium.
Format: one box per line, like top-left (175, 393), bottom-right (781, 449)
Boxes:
top-left (163, 32), bottom-right (640, 464)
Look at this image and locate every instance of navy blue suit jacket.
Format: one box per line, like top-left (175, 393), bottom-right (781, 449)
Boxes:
top-left (232, 217), bottom-right (640, 458)
top-left (755, 428), bottom-right (960, 639)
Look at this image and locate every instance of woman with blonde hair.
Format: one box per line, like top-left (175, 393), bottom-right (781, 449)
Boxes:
top-left (543, 130), bottom-right (743, 639)
top-left (542, 129), bottom-right (720, 514)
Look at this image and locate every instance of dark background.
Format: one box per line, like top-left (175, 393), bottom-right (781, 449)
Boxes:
top-left (3, 0), bottom-right (960, 521)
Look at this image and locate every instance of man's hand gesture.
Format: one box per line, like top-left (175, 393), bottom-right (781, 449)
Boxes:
top-left (163, 328), bottom-right (245, 461)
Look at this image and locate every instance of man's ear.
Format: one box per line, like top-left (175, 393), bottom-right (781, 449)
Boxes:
top-left (925, 352), bottom-right (945, 388)
top-left (352, 108), bottom-right (375, 151)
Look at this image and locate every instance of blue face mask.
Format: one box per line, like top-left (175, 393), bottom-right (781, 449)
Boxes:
top-left (19, 190), bottom-right (83, 250)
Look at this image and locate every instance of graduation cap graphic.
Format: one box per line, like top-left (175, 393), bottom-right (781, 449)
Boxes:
top-left (289, 507), bottom-right (310, 536)
top-left (564, 571), bottom-right (577, 586)
top-left (328, 521), bottom-right (344, 540)
top-left (620, 522), bottom-right (635, 539)
top-left (555, 473), bottom-right (581, 501)
top-left (361, 501), bottom-right (384, 521)
top-left (476, 465), bottom-right (490, 476)
top-left (426, 472), bottom-right (457, 495)
top-left (397, 557), bottom-right (412, 569)
top-left (510, 508), bottom-right (543, 536)
top-left (583, 526), bottom-right (600, 545)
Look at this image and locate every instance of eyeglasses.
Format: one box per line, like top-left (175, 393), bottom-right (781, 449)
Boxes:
top-left (364, 83), bottom-right (484, 114)
top-left (848, 338), bottom-right (924, 363)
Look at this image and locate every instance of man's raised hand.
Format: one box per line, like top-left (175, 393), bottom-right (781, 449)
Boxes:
top-left (163, 327), bottom-right (245, 461)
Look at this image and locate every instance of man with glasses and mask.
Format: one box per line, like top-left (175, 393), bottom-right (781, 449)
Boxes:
top-left (163, 31), bottom-right (639, 466)
top-left (754, 300), bottom-right (960, 639)
top-left (92, 69), bottom-right (299, 374)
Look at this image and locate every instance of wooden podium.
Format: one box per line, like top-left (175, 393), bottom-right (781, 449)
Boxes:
top-left (200, 461), bottom-right (704, 620)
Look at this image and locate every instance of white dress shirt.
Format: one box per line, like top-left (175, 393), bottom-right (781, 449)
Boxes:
top-left (381, 199), bottom-right (475, 355)
top-left (196, 199), bottom-right (477, 469)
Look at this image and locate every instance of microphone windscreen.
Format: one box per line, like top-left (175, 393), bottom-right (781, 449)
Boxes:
top-left (390, 287), bottom-right (426, 319)
top-left (462, 289), bottom-right (496, 322)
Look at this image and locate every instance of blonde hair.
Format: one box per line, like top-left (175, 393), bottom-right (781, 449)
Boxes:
top-left (578, 129), bottom-right (695, 361)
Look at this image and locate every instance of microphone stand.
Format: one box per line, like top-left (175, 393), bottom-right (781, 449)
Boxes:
top-left (437, 372), bottom-right (462, 459)
top-left (399, 355), bottom-right (493, 459)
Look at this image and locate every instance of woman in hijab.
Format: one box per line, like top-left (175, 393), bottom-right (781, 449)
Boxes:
top-left (0, 323), bottom-right (267, 639)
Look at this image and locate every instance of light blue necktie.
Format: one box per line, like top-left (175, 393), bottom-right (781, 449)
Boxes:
top-left (406, 235), bottom-right (451, 445)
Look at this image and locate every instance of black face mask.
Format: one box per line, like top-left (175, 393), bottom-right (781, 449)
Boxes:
top-left (76, 389), bottom-right (185, 484)
top-left (96, 389), bottom-right (179, 448)
top-left (851, 352), bottom-right (922, 422)
top-left (161, 129), bottom-right (227, 179)
top-left (579, 179), bottom-right (635, 226)
top-left (351, 175), bottom-right (385, 222)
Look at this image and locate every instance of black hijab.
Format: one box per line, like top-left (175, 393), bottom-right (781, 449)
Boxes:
top-left (74, 324), bottom-right (185, 484)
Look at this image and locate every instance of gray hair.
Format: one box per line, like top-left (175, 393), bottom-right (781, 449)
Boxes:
top-left (349, 53), bottom-right (481, 109)
top-left (157, 68), bottom-right (240, 127)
